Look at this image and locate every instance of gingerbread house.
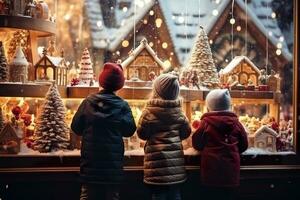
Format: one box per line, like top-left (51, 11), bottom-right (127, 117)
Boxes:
top-left (253, 125), bottom-right (278, 152)
top-left (0, 123), bottom-right (21, 154)
top-left (34, 49), bottom-right (67, 85)
top-left (121, 38), bottom-right (166, 82)
top-left (219, 56), bottom-right (261, 87)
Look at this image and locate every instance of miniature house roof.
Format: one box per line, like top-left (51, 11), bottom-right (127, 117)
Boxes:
top-left (35, 54), bottom-right (65, 68)
top-left (85, 0), bottom-right (291, 65)
top-left (0, 123), bottom-right (20, 141)
top-left (121, 38), bottom-right (165, 70)
top-left (254, 125), bottom-right (278, 138)
top-left (219, 56), bottom-right (261, 75)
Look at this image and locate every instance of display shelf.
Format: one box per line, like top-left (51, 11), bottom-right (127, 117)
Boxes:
top-left (0, 83), bottom-right (67, 98)
top-left (0, 15), bottom-right (55, 37)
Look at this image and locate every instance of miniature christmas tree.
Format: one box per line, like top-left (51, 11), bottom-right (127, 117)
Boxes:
top-left (33, 83), bottom-right (70, 152)
top-left (0, 41), bottom-right (9, 82)
top-left (7, 30), bottom-right (29, 62)
top-left (185, 26), bottom-right (219, 89)
top-left (78, 48), bottom-right (94, 85)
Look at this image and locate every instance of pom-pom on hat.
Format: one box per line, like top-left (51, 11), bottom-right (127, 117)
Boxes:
top-left (206, 89), bottom-right (231, 111)
top-left (153, 73), bottom-right (180, 100)
top-left (99, 62), bottom-right (125, 91)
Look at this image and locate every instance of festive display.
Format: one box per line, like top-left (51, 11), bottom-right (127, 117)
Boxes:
top-left (33, 83), bottom-right (70, 152)
top-left (219, 56), bottom-right (261, 90)
top-left (34, 48), bottom-right (67, 85)
top-left (78, 48), bottom-right (94, 85)
top-left (9, 46), bottom-right (28, 83)
top-left (184, 26), bottom-right (219, 89)
top-left (0, 41), bottom-right (9, 82)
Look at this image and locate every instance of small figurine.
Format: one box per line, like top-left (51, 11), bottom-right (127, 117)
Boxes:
top-left (148, 71), bottom-right (156, 81)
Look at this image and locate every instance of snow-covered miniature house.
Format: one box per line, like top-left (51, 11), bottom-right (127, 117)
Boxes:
top-left (254, 125), bottom-right (278, 152)
top-left (34, 49), bottom-right (67, 85)
top-left (0, 123), bottom-right (21, 154)
top-left (9, 46), bottom-right (29, 83)
top-left (219, 56), bottom-right (261, 87)
top-left (121, 38), bottom-right (166, 81)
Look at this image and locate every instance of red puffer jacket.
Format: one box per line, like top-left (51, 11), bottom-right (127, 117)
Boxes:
top-left (192, 111), bottom-right (248, 187)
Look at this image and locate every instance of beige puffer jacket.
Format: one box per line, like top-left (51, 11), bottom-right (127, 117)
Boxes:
top-left (137, 99), bottom-right (191, 185)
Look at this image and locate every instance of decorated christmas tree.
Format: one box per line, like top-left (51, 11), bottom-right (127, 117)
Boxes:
top-left (33, 83), bottom-right (70, 152)
top-left (79, 48), bottom-right (94, 85)
top-left (0, 41), bottom-right (8, 82)
top-left (185, 26), bottom-right (219, 89)
top-left (7, 30), bottom-right (29, 62)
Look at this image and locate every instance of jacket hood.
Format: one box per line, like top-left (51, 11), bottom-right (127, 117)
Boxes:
top-left (86, 90), bottom-right (125, 119)
top-left (201, 111), bottom-right (238, 133)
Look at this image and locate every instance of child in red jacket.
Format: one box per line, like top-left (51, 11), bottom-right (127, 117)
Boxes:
top-left (192, 89), bottom-right (248, 200)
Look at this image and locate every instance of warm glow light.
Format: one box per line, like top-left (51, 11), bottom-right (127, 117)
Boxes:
top-left (216, 0), bottom-right (221, 4)
top-left (143, 19), bottom-right (148, 24)
top-left (230, 18), bottom-right (235, 24)
top-left (64, 13), bottom-right (71, 21)
top-left (149, 42), bottom-right (154, 47)
top-left (209, 40), bottom-right (213, 44)
top-left (271, 12), bottom-right (276, 19)
top-left (162, 42), bottom-right (168, 49)
top-left (277, 43), bottom-right (282, 49)
top-left (97, 20), bottom-right (102, 28)
top-left (123, 7), bottom-right (128, 12)
top-left (122, 40), bottom-right (129, 47)
top-left (149, 10), bottom-right (154, 16)
top-left (212, 9), bottom-right (219, 16)
top-left (163, 60), bottom-right (171, 68)
top-left (276, 49), bottom-right (282, 55)
top-left (116, 51), bottom-right (120, 55)
top-left (178, 16), bottom-right (185, 24)
top-left (236, 25), bottom-right (242, 31)
top-left (155, 18), bottom-right (163, 28)
top-left (172, 15), bottom-right (176, 20)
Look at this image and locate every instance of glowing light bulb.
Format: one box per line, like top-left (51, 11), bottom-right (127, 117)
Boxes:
top-left (230, 18), bottom-right (235, 24)
top-left (123, 7), bottom-right (128, 12)
top-left (97, 20), bottom-right (102, 28)
top-left (276, 49), bottom-right (282, 55)
top-left (212, 9), bottom-right (219, 16)
top-left (279, 36), bottom-right (284, 42)
top-left (178, 16), bottom-right (185, 24)
top-left (236, 26), bottom-right (242, 31)
top-left (271, 12), bottom-right (276, 19)
top-left (149, 10), bottom-right (154, 16)
top-left (155, 18), bottom-right (163, 28)
top-left (209, 40), bottom-right (213, 44)
top-left (122, 40), bottom-right (129, 47)
top-left (149, 42), bottom-right (154, 47)
top-left (162, 42), bottom-right (168, 49)
top-left (277, 43), bottom-right (282, 49)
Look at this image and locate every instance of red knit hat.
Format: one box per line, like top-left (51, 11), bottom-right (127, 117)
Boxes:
top-left (99, 62), bottom-right (125, 91)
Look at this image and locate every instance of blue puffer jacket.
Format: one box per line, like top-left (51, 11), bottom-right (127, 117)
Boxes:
top-left (71, 90), bottom-right (136, 184)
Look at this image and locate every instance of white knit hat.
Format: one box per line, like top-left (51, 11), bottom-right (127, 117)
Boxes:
top-left (206, 89), bottom-right (231, 111)
top-left (153, 73), bottom-right (180, 100)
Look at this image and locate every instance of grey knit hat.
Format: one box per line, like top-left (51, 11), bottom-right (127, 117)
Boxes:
top-left (206, 89), bottom-right (231, 111)
top-left (153, 73), bottom-right (180, 100)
